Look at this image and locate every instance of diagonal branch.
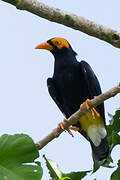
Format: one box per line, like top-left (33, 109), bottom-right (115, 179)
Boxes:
top-left (35, 83), bottom-right (120, 150)
top-left (1, 0), bottom-right (120, 48)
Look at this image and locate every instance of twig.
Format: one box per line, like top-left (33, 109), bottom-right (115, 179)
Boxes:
top-left (1, 0), bottom-right (120, 48)
top-left (35, 83), bottom-right (120, 150)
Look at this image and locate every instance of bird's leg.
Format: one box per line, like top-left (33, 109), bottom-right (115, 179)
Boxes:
top-left (80, 99), bottom-right (100, 119)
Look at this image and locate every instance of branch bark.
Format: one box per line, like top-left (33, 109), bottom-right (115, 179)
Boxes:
top-left (35, 83), bottom-right (120, 150)
top-left (2, 0), bottom-right (120, 48)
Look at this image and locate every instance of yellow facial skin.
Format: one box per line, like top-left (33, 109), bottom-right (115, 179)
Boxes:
top-left (35, 37), bottom-right (69, 50)
top-left (51, 38), bottom-right (69, 49)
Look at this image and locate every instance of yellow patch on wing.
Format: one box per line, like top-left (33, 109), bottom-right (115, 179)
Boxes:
top-left (51, 38), bottom-right (69, 49)
top-left (79, 111), bottom-right (103, 133)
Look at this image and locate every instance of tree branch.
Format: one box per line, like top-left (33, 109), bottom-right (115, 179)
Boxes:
top-left (2, 0), bottom-right (120, 48)
top-left (35, 83), bottom-right (120, 150)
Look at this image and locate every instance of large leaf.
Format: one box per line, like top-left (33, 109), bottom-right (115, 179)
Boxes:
top-left (0, 134), bottom-right (43, 180)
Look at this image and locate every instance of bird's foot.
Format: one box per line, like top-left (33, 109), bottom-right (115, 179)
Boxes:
top-left (80, 99), bottom-right (100, 119)
top-left (58, 119), bottom-right (74, 137)
top-left (63, 119), bottom-right (80, 135)
top-left (58, 119), bottom-right (80, 137)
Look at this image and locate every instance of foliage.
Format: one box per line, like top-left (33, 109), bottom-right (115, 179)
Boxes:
top-left (0, 134), bottom-right (43, 180)
top-left (0, 110), bottom-right (120, 180)
top-left (44, 109), bottom-right (120, 180)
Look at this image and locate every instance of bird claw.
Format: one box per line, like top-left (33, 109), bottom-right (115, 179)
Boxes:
top-left (58, 122), bottom-right (64, 130)
top-left (58, 120), bottom-right (74, 137)
top-left (69, 126), bottom-right (80, 131)
top-left (80, 99), bottom-right (100, 119)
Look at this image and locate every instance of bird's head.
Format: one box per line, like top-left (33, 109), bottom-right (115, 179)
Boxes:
top-left (35, 37), bottom-right (77, 56)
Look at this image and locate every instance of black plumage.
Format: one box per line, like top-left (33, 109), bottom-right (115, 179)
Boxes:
top-left (36, 37), bottom-right (109, 161)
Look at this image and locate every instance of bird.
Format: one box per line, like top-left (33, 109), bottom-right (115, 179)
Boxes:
top-left (35, 37), bottom-right (109, 161)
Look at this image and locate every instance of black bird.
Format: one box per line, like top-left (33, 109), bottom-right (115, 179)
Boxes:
top-left (35, 37), bottom-right (109, 161)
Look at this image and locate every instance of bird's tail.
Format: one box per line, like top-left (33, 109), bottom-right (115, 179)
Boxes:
top-left (90, 137), bottom-right (109, 161)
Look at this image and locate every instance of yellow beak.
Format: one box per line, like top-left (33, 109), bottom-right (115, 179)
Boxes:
top-left (35, 42), bottom-right (53, 50)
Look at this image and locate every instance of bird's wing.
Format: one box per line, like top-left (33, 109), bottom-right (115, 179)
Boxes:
top-left (79, 61), bottom-right (109, 161)
top-left (47, 77), bottom-right (68, 118)
top-left (80, 60), bottom-right (105, 120)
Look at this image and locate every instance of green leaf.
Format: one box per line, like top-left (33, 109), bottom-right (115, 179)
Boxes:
top-left (106, 110), bottom-right (120, 165)
top-left (107, 130), bottom-right (120, 151)
top-left (44, 155), bottom-right (90, 180)
top-left (110, 169), bottom-right (120, 180)
top-left (107, 110), bottom-right (120, 136)
top-left (0, 134), bottom-right (43, 180)
top-left (112, 131), bottom-right (120, 147)
top-left (110, 160), bottom-right (120, 180)
top-left (43, 155), bottom-right (62, 180)
top-left (63, 171), bottom-right (90, 180)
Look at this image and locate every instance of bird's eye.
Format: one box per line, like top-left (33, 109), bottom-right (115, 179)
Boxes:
top-left (55, 41), bottom-right (61, 45)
